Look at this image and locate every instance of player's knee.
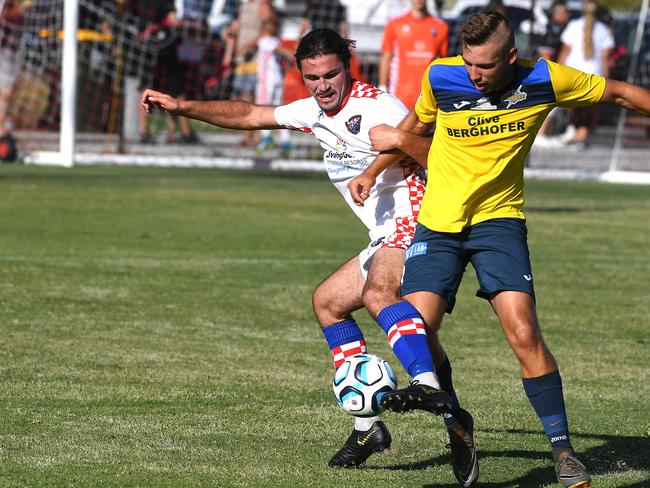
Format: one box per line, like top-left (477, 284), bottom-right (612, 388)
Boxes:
top-left (361, 284), bottom-right (399, 318)
top-left (312, 286), bottom-right (329, 316)
top-left (509, 321), bottom-right (544, 352)
top-left (312, 285), bottom-right (341, 325)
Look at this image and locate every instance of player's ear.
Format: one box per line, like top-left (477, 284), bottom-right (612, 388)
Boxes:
top-left (507, 47), bottom-right (518, 65)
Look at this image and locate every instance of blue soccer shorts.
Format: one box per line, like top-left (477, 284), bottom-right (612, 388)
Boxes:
top-left (401, 218), bottom-right (535, 313)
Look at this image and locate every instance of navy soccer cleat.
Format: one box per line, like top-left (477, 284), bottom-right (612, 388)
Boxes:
top-left (446, 408), bottom-right (479, 487)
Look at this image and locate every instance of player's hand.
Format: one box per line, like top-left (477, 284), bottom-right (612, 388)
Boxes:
top-left (141, 88), bottom-right (181, 115)
top-left (348, 172), bottom-right (375, 206)
top-left (369, 124), bottom-right (402, 152)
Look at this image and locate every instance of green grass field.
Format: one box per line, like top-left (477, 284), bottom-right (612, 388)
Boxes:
top-left (1, 165), bottom-right (648, 487)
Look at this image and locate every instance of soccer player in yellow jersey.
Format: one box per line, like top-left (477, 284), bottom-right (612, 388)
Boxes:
top-left (348, 10), bottom-right (650, 488)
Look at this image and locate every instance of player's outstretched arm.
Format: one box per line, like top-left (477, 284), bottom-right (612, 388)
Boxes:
top-left (348, 110), bottom-right (433, 206)
top-left (141, 88), bottom-right (280, 130)
top-left (601, 79), bottom-right (650, 116)
top-left (141, 89), bottom-right (182, 115)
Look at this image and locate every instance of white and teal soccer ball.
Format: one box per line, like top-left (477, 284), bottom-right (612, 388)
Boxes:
top-left (332, 354), bottom-right (398, 417)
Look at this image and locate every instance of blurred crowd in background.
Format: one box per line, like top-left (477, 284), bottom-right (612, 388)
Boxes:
top-left (0, 0), bottom-right (646, 157)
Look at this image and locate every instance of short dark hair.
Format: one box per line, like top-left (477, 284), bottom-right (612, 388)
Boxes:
top-left (458, 11), bottom-right (515, 51)
top-left (295, 28), bottom-right (356, 70)
top-left (486, 0), bottom-right (505, 9)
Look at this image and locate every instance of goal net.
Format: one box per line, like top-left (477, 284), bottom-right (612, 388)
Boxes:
top-left (1, 0), bottom-right (161, 157)
top-left (2, 0), bottom-right (405, 166)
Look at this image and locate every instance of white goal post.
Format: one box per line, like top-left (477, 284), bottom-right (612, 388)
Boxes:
top-left (28, 0), bottom-right (81, 167)
top-left (60, 0), bottom-right (79, 167)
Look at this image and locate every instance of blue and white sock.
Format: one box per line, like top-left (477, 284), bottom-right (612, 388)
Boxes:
top-left (377, 301), bottom-right (440, 388)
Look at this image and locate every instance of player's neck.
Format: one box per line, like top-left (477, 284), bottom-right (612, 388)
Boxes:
top-left (411, 9), bottom-right (429, 19)
top-left (492, 65), bottom-right (518, 94)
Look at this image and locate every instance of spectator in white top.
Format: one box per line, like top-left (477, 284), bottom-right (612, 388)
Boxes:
top-left (558, 0), bottom-right (614, 147)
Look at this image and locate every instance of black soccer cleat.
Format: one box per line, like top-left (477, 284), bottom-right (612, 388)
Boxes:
top-left (446, 408), bottom-right (479, 487)
top-left (380, 382), bottom-right (453, 415)
top-left (328, 421), bottom-right (391, 468)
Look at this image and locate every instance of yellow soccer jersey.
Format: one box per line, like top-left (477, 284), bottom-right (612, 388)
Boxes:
top-left (415, 56), bottom-right (606, 232)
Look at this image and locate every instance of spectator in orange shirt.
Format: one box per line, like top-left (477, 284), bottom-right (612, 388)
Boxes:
top-left (379, 0), bottom-right (448, 108)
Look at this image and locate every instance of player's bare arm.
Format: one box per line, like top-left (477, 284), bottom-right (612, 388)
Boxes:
top-left (349, 110), bottom-right (433, 206)
top-left (141, 89), bottom-right (280, 130)
top-left (601, 79), bottom-right (650, 116)
top-left (378, 51), bottom-right (392, 90)
top-left (369, 124), bottom-right (431, 166)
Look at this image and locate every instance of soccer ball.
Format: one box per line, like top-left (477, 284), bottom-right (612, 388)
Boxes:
top-left (332, 354), bottom-right (397, 417)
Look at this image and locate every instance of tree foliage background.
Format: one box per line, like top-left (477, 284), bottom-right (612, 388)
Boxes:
top-left (604, 0), bottom-right (643, 10)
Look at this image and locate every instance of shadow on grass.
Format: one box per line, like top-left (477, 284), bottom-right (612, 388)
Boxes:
top-left (525, 206), bottom-right (583, 214)
top-left (372, 449), bottom-right (557, 488)
top-left (525, 206), bottom-right (619, 214)
top-left (372, 428), bottom-right (650, 487)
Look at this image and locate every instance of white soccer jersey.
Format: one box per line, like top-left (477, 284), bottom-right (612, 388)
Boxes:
top-left (274, 80), bottom-right (425, 243)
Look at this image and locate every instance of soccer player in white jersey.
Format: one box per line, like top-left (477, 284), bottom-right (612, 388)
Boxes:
top-left (142, 28), bottom-right (477, 480)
